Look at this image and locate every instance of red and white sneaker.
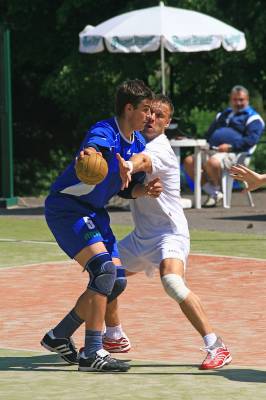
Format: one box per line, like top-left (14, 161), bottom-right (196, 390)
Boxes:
top-left (200, 337), bottom-right (232, 370)
top-left (103, 334), bottom-right (131, 353)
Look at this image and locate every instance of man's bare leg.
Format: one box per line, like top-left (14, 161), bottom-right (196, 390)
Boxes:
top-left (160, 257), bottom-right (231, 369)
top-left (159, 258), bottom-right (213, 337)
top-left (184, 155), bottom-right (207, 185)
top-left (204, 156), bottom-right (222, 187)
top-left (103, 268), bottom-right (135, 353)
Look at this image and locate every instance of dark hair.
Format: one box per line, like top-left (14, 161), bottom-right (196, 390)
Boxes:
top-left (153, 94), bottom-right (174, 117)
top-left (115, 79), bottom-right (154, 116)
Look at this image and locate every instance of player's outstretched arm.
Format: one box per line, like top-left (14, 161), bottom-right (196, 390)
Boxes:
top-left (129, 153), bottom-right (153, 174)
top-left (132, 177), bottom-right (163, 198)
top-left (230, 164), bottom-right (266, 191)
top-left (116, 153), bottom-right (133, 190)
top-left (116, 152), bottom-right (153, 190)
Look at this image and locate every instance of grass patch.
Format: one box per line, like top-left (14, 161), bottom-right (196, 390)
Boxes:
top-left (0, 242), bottom-right (67, 267)
top-left (190, 229), bottom-right (266, 259)
top-left (0, 217), bottom-right (54, 241)
top-left (0, 217), bottom-right (265, 268)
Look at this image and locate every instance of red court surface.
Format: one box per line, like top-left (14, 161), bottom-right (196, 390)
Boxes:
top-left (0, 254), bottom-right (266, 367)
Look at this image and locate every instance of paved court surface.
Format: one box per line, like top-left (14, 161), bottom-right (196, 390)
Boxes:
top-left (0, 194), bottom-right (265, 370)
top-left (0, 254), bottom-right (266, 367)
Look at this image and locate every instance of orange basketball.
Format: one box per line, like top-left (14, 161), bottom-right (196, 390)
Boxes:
top-left (75, 153), bottom-right (108, 185)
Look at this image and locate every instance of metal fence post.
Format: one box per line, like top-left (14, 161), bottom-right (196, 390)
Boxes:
top-left (0, 24), bottom-right (17, 207)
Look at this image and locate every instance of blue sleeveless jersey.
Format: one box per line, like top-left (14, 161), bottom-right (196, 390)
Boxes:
top-left (50, 117), bottom-right (146, 208)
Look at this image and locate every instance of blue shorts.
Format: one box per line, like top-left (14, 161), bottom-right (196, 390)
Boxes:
top-left (45, 193), bottom-right (119, 259)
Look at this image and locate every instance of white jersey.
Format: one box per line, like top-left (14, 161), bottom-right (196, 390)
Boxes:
top-left (130, 134), bottom-right (189, 239)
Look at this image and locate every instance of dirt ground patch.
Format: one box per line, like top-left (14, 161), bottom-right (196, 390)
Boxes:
top-left (0, 254), bottom-right (265, 367)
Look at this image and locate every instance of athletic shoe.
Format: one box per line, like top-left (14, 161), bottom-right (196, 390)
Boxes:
top-left (40, 329), bottom-right (78, 364)
top-left (202, 192), bottom-right (223, 208)
top-left (78, 349), bottom-right (130, 372)
top-left (200, 337), bottom-right (232, 370)
top-left (103, 334), bottom-right (131, 353)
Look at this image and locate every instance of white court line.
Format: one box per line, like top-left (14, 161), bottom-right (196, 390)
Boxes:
top-left (191, 252), bottom-right (266, 262)
top-left (0, 252), bottom-right (265, 272)
top-left (0, 260), bottom-right (75, 271)
top-left (0, 238), bottom-right (57, 245)
top-left (1, 239), bottom-right (265, 261)
top-left (0, 345), bottom-right (45, 353)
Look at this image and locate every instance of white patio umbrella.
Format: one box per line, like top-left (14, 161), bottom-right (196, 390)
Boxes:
top-left (79, 1), bottom-right (246, 93)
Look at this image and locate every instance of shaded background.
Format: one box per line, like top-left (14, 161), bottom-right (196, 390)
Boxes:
top-left (1, 0), bottom-right (266, 195)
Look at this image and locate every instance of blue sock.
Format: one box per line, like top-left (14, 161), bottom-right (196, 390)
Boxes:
top-left (53, 309), bottom-right (83, 338)
top-left (84, 330), bottom-right (103, 358)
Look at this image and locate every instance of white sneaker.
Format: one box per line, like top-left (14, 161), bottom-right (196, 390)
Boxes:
top-left (200, 337), bottom-right (232, 370)
top-left (103, 334), bottom-right (131, 353)
top-left (203, 192), bottom-right (223, 208)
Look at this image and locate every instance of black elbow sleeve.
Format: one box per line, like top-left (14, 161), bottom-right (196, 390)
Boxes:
top-left (118, 172), bottom-right (145, 199)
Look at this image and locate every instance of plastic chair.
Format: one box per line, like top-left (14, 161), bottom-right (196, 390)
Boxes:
top-left (221, 145), bottom-right (256, 208)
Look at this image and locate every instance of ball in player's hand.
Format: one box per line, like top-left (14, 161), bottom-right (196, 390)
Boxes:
top-left (75, 153), bottom-right (108, 185)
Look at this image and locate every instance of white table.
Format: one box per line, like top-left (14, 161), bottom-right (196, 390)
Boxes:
top-left (170, 138), bottom-right (208, 209)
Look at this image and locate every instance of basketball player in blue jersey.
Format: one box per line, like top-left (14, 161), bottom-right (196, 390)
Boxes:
top-left (40, 80), bottom-right (154, 372)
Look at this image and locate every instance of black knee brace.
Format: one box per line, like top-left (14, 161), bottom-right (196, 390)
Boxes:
top-left (107, 267), bottom-right (127, 303)
top-left (85, 252), bottom-right (116, 296)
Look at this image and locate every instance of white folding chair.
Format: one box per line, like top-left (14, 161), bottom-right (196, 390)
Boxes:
top-left (221, 145), bottom-right (257, 208)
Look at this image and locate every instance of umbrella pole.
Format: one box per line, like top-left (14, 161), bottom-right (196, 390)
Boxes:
top-left (160, 43), bottom-right (166, 94)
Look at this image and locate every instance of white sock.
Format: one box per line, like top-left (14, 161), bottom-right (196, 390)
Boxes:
top-left (105, 324), bottom-right (124, 340)
top-left (202, 182), bottom-right (216, 196)
top-left (203, 333), bottom-right (217, 348)
top-left (213, 185), bottom-right (221, 196)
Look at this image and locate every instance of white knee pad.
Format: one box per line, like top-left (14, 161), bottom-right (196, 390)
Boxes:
top-left (161, 274), bottom-right (190, 304)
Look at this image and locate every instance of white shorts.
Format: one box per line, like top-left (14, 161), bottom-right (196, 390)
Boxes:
top-left (201, 150), bottom-right (237, 170)
top-left (118, 232), bottom-right (190, 277)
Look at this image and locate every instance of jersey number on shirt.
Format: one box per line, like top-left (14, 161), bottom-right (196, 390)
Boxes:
top-left (83, 216), bottom-right (96, 230)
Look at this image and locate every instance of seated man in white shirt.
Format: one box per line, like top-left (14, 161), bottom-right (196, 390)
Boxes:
top-left (104, 95), bottom-right (232, 370)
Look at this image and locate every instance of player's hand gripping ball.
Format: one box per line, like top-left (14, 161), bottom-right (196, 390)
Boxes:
top-left (75, 153), bottom-right (108, 185)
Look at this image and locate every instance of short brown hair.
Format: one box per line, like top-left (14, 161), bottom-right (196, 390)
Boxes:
top-left (153, 94), bottom-right (174, 117)
top-left (115, 79), bottom-right (154, 116)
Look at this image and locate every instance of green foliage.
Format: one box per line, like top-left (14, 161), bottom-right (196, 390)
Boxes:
top-left (187, 108), bottom-right (216, 137)
top-left (15, 149), bottom-right (73, 196)
top-left (1, 0), bottom-right (266, 194)
top-left (252, 141), bottom-right (266, 174)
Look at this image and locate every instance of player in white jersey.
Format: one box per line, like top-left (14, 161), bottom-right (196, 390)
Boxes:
top-left (104, 95), bottom-right (232, 370)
